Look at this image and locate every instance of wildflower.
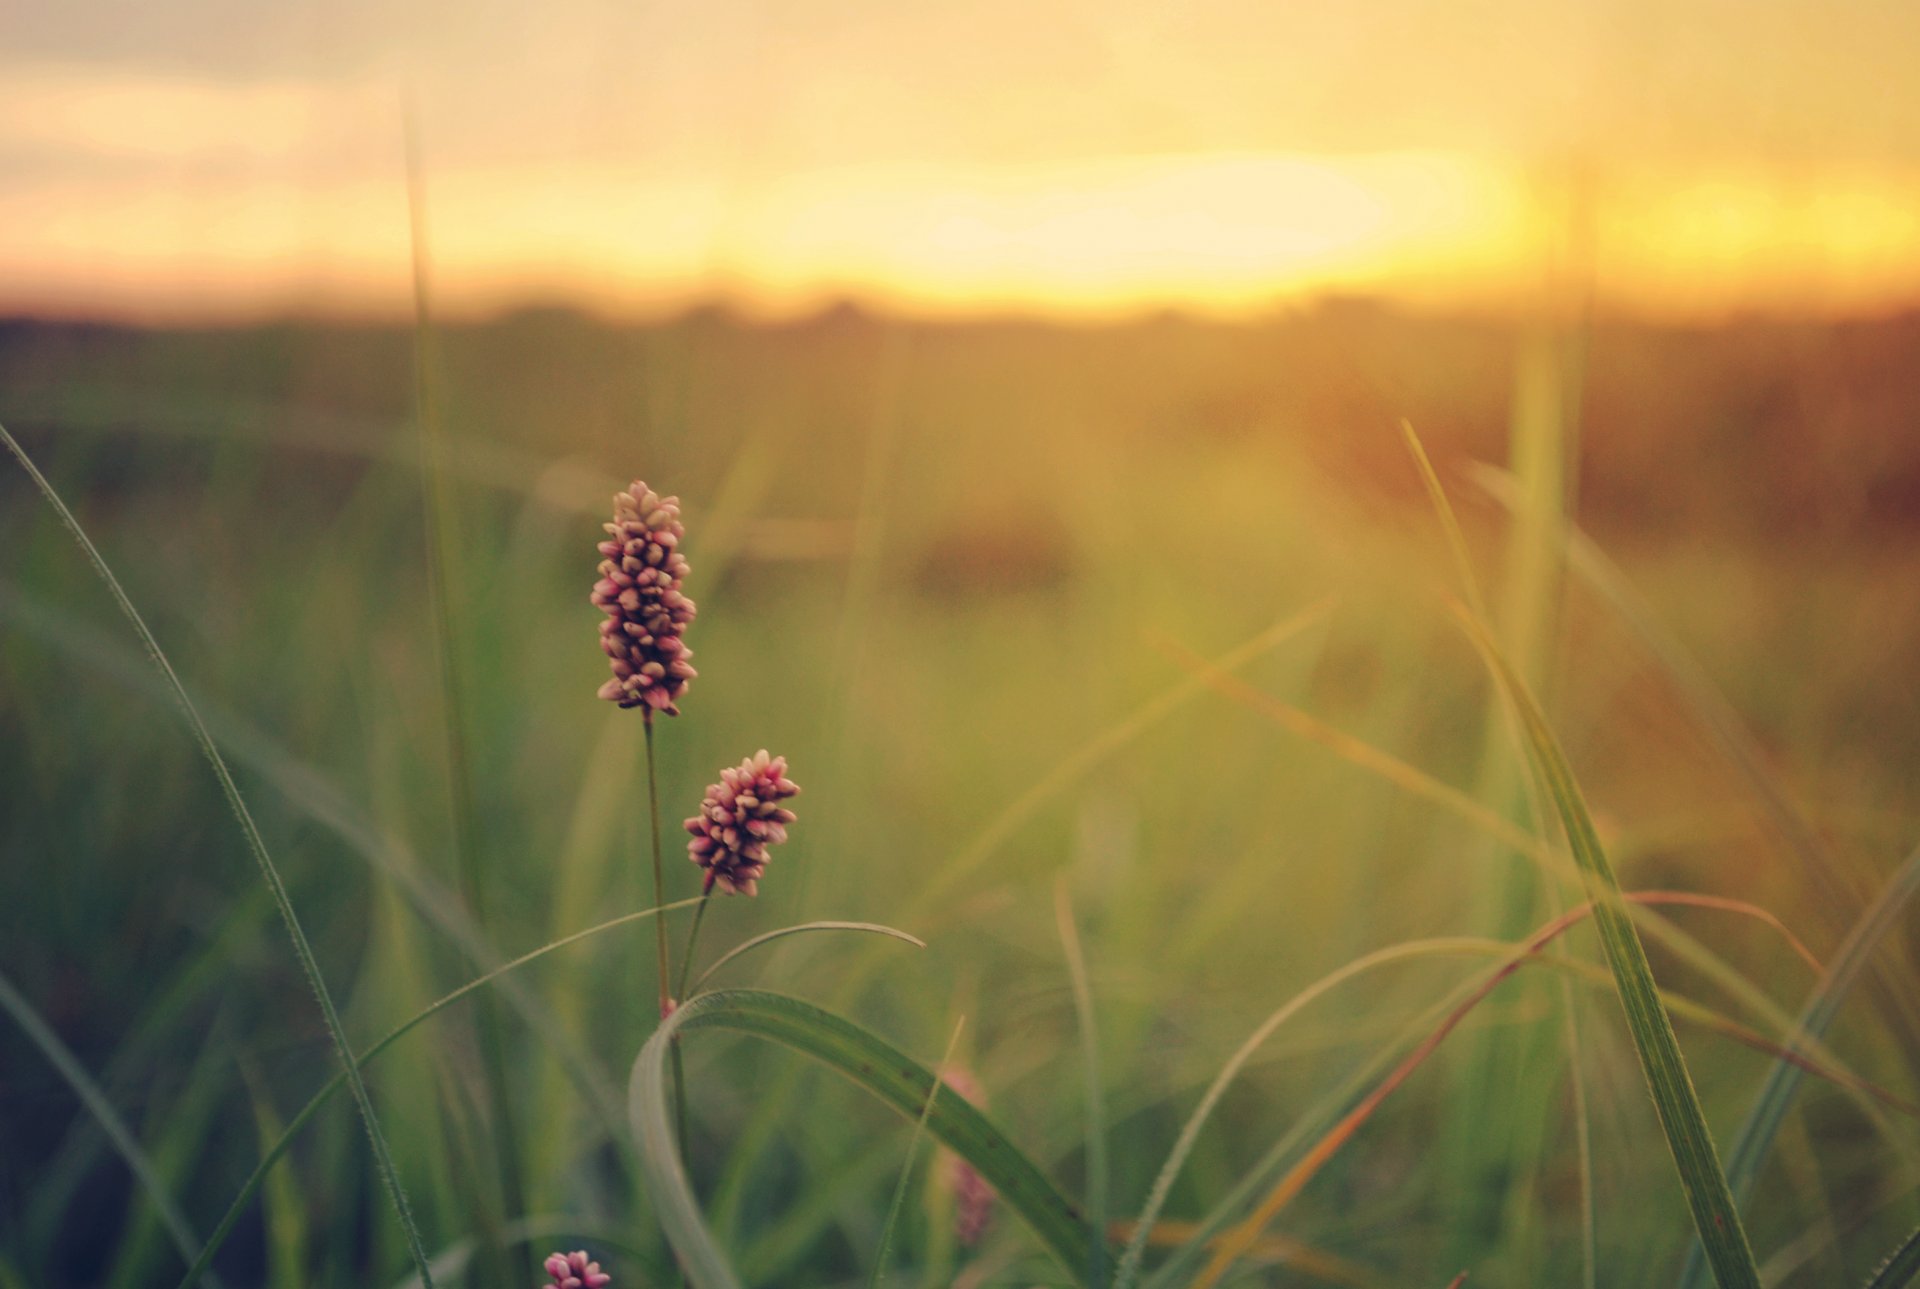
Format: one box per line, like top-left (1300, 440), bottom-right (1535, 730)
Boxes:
top-left (940, 1067), bottom-right (995, 1248)
top-left (685, 750), bottom-right (799, 895)
top-left (592, 481), bottom-right (696, 714)
top-left (541, 1250), bottom-right (611, 1289)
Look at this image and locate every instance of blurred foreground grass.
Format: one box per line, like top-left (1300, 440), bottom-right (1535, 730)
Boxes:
top-left (2, 304), bottom-right (1918, 1286)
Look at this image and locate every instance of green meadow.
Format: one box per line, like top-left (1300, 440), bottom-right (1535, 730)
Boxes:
top-left (3, 304), bottom-right (1918, 1287)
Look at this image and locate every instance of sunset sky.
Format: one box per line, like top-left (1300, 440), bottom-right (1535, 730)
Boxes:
top-left (5, 0), bottom-right (1920, 321)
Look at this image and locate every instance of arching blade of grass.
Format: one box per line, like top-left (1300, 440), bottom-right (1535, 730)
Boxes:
top-left (1678, 842), bottom-right (1920, 1289)
top-left (0, 968), bottom-right (219, 1287)
top-left (172, 897), bottom-right (699, 1289)
top-left (1056, 879), bottom-right (1110, 1288)
top-left (630, 989), bottom-right (1096, 1288)
top-left (688, 922), bottom-right (926, 997)
top-left (1450, 604), bottom-right (1760, 1289)
top-left (1, 420), bottom-right (435, 1287)
top-left (1863, 1224), bottom-right (1920, 1289)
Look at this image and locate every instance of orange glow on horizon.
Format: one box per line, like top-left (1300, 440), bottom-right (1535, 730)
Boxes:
top-left (5, 67), bottom-right (1920, 324)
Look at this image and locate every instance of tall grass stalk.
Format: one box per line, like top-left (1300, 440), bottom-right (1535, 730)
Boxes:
top-left (1401, 415), bottom-right (1592, 1286)
top-left (0, 420), bottom-right (436, 1286)
top-left (403, 106), bottom-right (529, 1284)
top-left (1452, 605), bottom-right (1760, 1289)
top-left (1056, 879), bottom-right (1110, 1287)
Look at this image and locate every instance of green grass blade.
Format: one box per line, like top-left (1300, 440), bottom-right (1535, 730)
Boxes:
top-left (1, 419), bottom-right (436, 1287)
top-left (869, 1018), bottom-right (966, 1289)
top-left (402, 100), bottom-right (529, 1287)
top-left (1679, 842), bottom-right (1920, 1289)
top-left (1451, 605), bottom-right (1761, 1289)
top-left (629, 989), bottom-right (1096, 1287)
top-left (688, 922), bottom-right (926, 997)
top-left (171, 898), bottom-right (699, 1289)
top-left (1056, 880), bottom-right (1109, 1287)
top-left (1863, 1225), bottom-right (1920, 1289)
top-left (0, 968), bottom-right (217, 1287)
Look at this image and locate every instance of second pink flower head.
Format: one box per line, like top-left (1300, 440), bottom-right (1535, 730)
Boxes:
top-left (685, 750), bottom-right (800, 896)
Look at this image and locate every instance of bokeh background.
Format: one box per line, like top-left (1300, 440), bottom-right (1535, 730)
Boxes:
top-left (4, 2), bottom-right (1920, 1286)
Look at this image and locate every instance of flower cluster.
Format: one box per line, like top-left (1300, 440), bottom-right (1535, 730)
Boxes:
top-left (685, 749), bottom-right (800, 896)
top-left (592, 481), bottom-right (696, 715)
top-left (541, 1250), bottom-right (610, 1289)
top-left (940, 1067), bottom-right (995, 1247)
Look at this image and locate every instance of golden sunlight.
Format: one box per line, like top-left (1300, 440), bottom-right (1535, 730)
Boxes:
top-left (5, 62), bottom-right (1920, 321)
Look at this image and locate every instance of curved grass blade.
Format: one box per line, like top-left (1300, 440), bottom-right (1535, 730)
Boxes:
top-left (629, 989), bottom-right (1096, 1287)
top-left (1, 420), bottom-right (435, 1287)
top-left (1056, 879), bottom-right (1110, 1287)
top-left (1679, 842), bottom-right (1920, 1289)
top-left (688, 922), bottom-right (926, 997)
top-left (868, 1017), bottom-right (965, 1289)
top-left (1863, 1224), bottom-right (1920, 1289)
top-left (172, 898), bottom-right (699, 1289)
top-left (0, 968), bottom-right (219, 1287)
top-left (1450, 604), bottom-right (1760, 1289)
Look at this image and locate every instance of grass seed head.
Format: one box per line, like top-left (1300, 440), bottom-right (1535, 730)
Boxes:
top-left (542, 1250), bottom-right (611, 1289)
top-left (684, 749), bottom-right (800, 895)
top-left (591, 481), bottom-right (696, 714)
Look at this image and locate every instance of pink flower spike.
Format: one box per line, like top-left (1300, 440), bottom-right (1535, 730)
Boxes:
top-left (684, 750), bottom-right (800, 896)
top-left (590, 482), bottom-right (696, 715)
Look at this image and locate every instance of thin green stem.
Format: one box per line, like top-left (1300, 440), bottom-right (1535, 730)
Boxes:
top-left (644, 712), bottom-right (673, 1017)
top-left (677, 892), bottom-right (715, 1005)
top-left (404, 100), bottom-right (526, 1286)
top-left (672, 892), bottom-right (714, 1174)
top-left (644, 709), bottom-right (690, 1287)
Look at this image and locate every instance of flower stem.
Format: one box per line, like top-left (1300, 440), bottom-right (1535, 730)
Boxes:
top-left (644, 710), bottom-right (693, 1255)
top-left (676, 891), bottom-right (714, 1004)
top-left (671, 890), bottom-right (714, 1161)
top-left (643, 712), bottom-right (672, 1020)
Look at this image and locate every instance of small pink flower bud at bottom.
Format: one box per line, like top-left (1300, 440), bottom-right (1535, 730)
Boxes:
top-left (541, 1250), bottom-right (610, 1289)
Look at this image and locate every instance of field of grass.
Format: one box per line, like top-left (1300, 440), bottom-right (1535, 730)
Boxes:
top-left (2, 305), bottom-right (1918, 1287)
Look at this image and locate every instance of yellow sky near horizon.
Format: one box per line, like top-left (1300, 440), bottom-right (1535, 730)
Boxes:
top-left (5, 0), bottom-right (1920, 322)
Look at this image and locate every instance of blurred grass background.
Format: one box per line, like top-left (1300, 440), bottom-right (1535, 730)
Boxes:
top-left (2, 301), bottom-right (1918, 1286)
